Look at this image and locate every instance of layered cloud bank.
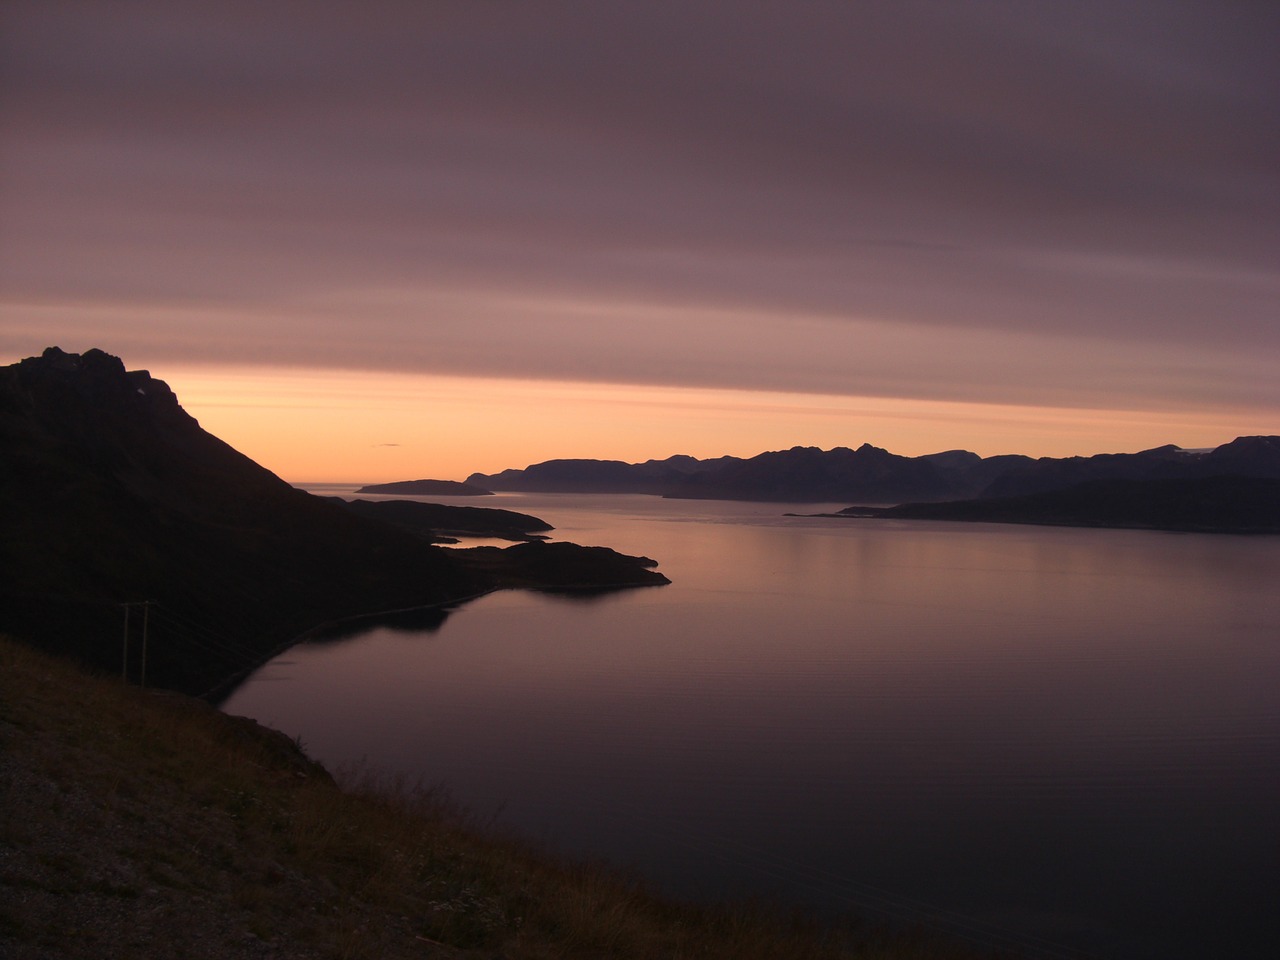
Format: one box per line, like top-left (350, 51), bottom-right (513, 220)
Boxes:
top-left (3, 2), bottom-right (1276, 470)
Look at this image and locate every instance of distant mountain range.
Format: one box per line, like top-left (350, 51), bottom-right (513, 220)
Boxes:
top-left (468, 454), bottom-right (741, 496)
top-left (464, 437), bottom-right (1280, 504)
top-left (0, 348), bottom-right (667, 697)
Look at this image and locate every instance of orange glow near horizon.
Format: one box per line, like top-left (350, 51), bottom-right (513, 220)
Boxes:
top-left (158, 365), bottom-right (1276, 485)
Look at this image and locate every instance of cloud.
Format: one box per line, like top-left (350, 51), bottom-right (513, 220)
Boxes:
top-left (2, 0), bottom-right (1277, 421)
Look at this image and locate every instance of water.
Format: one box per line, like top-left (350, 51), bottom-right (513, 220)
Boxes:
top-left (223, 493), bottom-right (1280, 958)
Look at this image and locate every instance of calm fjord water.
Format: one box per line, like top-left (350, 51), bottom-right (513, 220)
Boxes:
top-left (223, 493), bottom-right (1280, 959)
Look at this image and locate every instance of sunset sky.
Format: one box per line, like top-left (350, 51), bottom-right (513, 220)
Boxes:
top-left (2, 1), bottom-right (1276, 482)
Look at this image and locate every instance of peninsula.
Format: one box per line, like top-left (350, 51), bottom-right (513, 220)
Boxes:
top-left (355, 478), bottom-right (493, 496)
top-left (329, 498), bottom-right (551, 542)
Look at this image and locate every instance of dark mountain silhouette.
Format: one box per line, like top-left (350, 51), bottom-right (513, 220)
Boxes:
top-left (835, 475), bottom-right (1280, 534)
top-left (355, 478), bottom-right (493, 496)
top-left (467, 454), bottom-right (740, 494)
top-left (975, 440), bottom-right (1280, 498)
top-left (0, 348), bottom-right (667, 698)
top-left (664, 444), bottom-right (1006, 502)
top-left (467, 447), bottom-right (1024, 501)
top-left (468, 445), bottom-right (1029, 502)
top-left (460, 437), bottom-right (1280, 504)
top-left (1196, 434), bottom-right (1280, 476)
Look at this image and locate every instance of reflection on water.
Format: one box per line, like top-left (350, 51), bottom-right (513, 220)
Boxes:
top-left (436, 536), bottom-right (525, 549)
top-left (300, 604), bottom-right (456, 644)
top-left (224, 494), bottom-right (1280, 959)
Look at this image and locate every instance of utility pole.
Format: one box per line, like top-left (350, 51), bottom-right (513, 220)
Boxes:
top-left (140, 601), bottom-right (151, 689)
top-left (120, 601), bottom-right (157, 686)
top-left (121, 603), bottom-right (130, 682)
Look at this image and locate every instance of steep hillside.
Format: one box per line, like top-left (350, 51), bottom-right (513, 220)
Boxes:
top-left (0, 349), bottom-right (665, 697)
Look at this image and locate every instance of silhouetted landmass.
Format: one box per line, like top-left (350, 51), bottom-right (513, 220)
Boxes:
top-left (355, 478), bottom-right (493, 496)
top-left (467, 445), bottom-right (1030, 501)
top-left (466, 447), bottom-right (987, 500)
top-left (0, 348), bottom-right (667, 698)
top-left (831, 475), bottom-right (1280, 534)
top-left (979, 437), bottom-right (1280, 498)
top-left (467, 454), bottom-right (740, 494)
top-left (467, 438), bottom-right (1280, 504)
top-left (454, 540), bottom-right (667, 592)
top-left (665, 444), bottom-right (1030, 502)
top-left (329, 498), bottom-right (552, 542)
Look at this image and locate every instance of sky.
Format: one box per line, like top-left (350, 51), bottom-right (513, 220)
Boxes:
top-left (2, 1), bottom-right (1277, 482)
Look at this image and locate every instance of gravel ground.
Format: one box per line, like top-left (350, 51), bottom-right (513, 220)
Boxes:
top-left (0, 672), bottom-right (460, 960)
top-left (2, 714), bottom-right (334, 959)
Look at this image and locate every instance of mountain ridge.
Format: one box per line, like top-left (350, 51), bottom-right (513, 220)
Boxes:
top-left (463, 436), bottom-right (1280, 503)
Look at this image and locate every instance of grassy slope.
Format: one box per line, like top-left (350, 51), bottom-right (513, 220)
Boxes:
top-left (0, 637), bottom-right (1002, 960)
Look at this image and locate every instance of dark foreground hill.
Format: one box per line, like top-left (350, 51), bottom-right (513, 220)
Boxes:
top-left (834, 475), bottom-right (1280, 534)
top-left (463, 437), bottom-right (1280, 504)
top-left (0, 348), bottom-right (666, 697)
top-left (0, 636), bottom-right (998, 960)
